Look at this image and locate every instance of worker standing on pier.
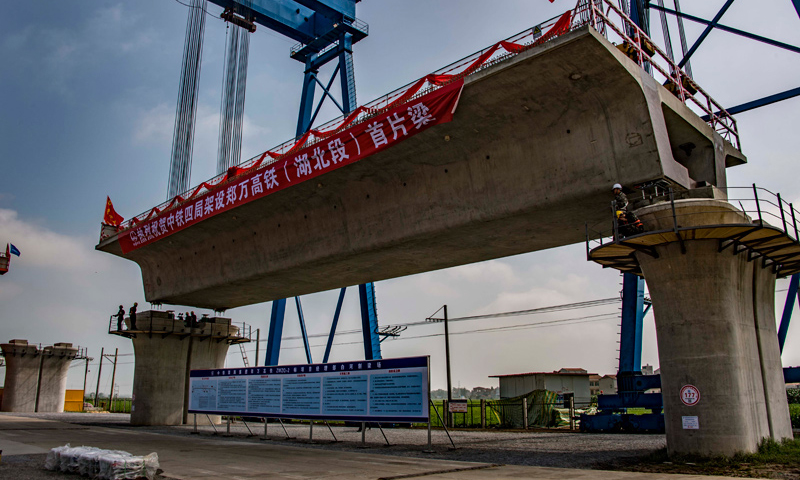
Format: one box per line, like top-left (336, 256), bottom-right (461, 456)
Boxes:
top-left (129, 302), bottom-right (138, 330)
top-left (115, 305), bottom-right (125, 331)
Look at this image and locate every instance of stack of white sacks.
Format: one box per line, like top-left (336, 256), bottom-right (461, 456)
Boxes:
top-left (44, 444), bottom-right (159, 480)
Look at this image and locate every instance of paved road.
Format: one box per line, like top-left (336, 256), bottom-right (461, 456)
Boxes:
top-left (0, 414), bottom-right (734, 479)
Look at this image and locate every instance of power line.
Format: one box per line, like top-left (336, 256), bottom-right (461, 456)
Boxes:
top-left (229, 310), bottom-right (620, 356)
top-left (255, 297), bottom-right (622, 344)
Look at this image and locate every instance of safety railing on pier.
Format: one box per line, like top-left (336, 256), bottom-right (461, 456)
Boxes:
top-left (114, 0), bottom-right (739, 233)
top-left (108, 312), bottom-right (253, 344)
top-left (0, 343), bottom-right (88, 359)
top-left (585, 185), bottom-right (800, 276)
top-left (581, 0), bottom-right (739, 149)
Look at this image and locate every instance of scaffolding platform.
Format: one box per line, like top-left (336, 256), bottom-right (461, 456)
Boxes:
top-left (587, 188), bottom-right (800, 278)
top-left (108, 310), bottom-right (251, 345)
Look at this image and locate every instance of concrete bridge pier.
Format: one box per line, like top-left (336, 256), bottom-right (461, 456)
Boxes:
top-left (1, 340), bottom-right (79, 413)
top-left (36, 343), bottom-right (79, 412)
top-left (123, 311), bottom-right (245, 426)
top-left (634, 199), bottom-right (793, 455)
top-left (1, 340), bottom-right (42, 412)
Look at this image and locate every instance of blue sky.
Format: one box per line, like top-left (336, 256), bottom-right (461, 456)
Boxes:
top-left (1, 0), bottom-right (800, 396)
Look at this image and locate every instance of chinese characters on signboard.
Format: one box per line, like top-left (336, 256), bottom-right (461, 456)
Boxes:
top-left (119, 81), bottom-right (464, 253)
top-left (188, 356), bottom-right (430, 423)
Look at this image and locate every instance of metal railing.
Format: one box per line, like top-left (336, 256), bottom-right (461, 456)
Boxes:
top-left (0, 343), bottom-right (87, 359)
top-left (428, 399), bottom-right (594, 429)
top-left (108, 312), bottom-right (253, 344)
top-left (289, 17), bottom-right (370, 58)
top-left (115, 0), bottom-right (738, 233)
top-left (586, 185), bottom-right (800, 266)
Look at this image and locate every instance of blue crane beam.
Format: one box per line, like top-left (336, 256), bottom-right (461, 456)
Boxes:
top-left (206, 0), bottom-right (366, 62)
top-left (700, 87), bottom-right (800, 121)
top-left (322, 288), bottom-right (347, 363)
top-left (778, 274), bottom-right (800, 352)
top-left (292, 0), bottom-right (356, 20)
top-left (648, 3), bottom-right (800, 55)
top-left (359, 283), bottom-right (382, 361)
top-left (677, 0), bottom-right (736, 68)
top-left (619, 273), bottom-right (645, 374)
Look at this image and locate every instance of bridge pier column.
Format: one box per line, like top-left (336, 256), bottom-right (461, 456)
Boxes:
top-left (36, 343), bottom-right (79, 412)
top-left (0, 340), bottom-right (78, 413)
top-left (635, 200), bottom-right (792, 456)
top-left (128, 312), bottom-right (240, 426)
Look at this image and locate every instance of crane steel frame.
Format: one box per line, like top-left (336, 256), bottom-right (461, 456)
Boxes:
top-left (621, 0), bottom-right (800, 377)
top-left (204, 0), bottom-right (379, 367)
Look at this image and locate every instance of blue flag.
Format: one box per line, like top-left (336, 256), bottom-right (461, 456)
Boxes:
top-left (9, 244), bottom-right (20, 256)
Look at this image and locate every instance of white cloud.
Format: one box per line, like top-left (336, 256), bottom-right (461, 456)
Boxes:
top-left (133, 102), bottom-right (175, 145)
top-left (446, 260), bottom-right (519, 288)
top-left (0, 208), bottom-right (98, 270)
top-left (0, 208), bottom-right (143, 393)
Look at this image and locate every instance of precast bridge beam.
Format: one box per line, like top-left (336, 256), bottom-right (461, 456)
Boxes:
top-left (97, 27), bottom-right (744, 309)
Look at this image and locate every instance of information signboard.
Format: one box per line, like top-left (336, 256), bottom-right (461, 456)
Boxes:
top-left (188, 356), bottom-right (430, 423)
top-left (449, 399), bottom-right (468, 413)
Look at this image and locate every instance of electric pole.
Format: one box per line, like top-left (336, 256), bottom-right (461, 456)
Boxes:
top-left (94, 347), bottom-right (104, 407)
top-left (108, 348), bottom-right (118, 411)
top-left (426, 305), bottom-right (453, 427)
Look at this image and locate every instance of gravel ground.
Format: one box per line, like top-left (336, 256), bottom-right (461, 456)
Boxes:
top-left (3, 412), bottom-right (667, 469)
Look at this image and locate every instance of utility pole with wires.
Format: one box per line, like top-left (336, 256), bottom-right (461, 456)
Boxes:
top-left (426, 305), bottom-right (453, 427)
top-left (108, 349), bottom-right (119, 411)
top-left (94, 347), bottom-right (104, 407)
top-left (82, 349), bottom-right (93, 403)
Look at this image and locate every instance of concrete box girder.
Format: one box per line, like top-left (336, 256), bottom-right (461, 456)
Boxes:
top-left (97, 26), bottom-right (744, 309)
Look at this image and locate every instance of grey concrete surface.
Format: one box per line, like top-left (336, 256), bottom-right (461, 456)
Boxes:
top-left (0, 341), bottom-right (41, 412)
top-left (96, 26), bottom-right (745, 310)
top-left (0, 341), bottom-right (78, 413)
top-left (0, 413), bottom-right (741, 479)
top-left (35, 344), bottom-right (79, 413)
top-left (125, 312), bottom-right (238, 426)
top-left (635, 200), bottom-right (792, 456)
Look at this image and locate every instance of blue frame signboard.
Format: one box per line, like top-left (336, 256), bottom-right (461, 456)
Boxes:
top-left (188, 356), bottom-right (430, 423)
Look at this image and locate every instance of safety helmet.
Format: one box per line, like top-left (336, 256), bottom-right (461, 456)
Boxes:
top-left (616, 210), bottom-right (624, 219)
top-left (612, 183), bottom-right (622, 190)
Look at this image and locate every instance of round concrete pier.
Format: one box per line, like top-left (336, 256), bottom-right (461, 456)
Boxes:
top-left (124, 311), bottom-right (245, 426)
top-left (635, 200), bottom-right (792, 455)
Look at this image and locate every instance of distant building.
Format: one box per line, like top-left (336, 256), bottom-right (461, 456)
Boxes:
top-left (590, 374), bottom-right (617, 395)
top-left (647, 367), bottom-right (662, 393)
top-left (589, 374), bottom-right (601, 396)
top-left (490, 368), bottom-right (592, 405)
top-left (599, 374), bottom-right (617, 394)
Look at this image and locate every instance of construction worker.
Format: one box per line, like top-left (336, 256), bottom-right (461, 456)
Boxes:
top-left (612, 183), bottom-right (643, 236)
top-left (115, 305), bottom-right (125, 331)
top-left (129, 302), bottom-right (138, 330)
top-left (612, 183), bottom-right (628, 212)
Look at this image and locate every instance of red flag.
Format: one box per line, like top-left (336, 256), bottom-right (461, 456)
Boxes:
top-left (103, 196), bottom-right (124, 227)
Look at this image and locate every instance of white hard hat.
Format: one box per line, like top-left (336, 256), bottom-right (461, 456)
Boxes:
top-left (612, 183), bottom-right (622, 190)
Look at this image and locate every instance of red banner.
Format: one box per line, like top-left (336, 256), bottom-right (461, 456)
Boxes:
top-left (119, 80), bottom-right (464, 253)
